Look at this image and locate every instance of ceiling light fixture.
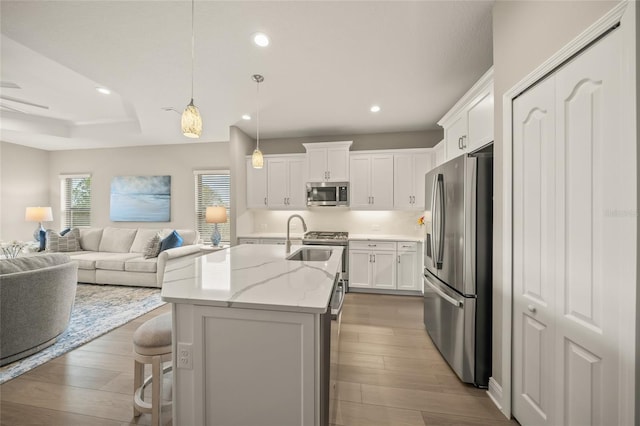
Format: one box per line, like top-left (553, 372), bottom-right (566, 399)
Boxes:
top-left (370, 105), bottom-right (381, 113)
top-left (181, 0), bottom-right (202, 138)
top-left (251, 74), bottom-right (264, 169)
top-left (253, 32), bottom-right (270, 47)
top-left (242, 114), bottom-right (251, 120)
top-left (96, 87), bottom-right (111, 95)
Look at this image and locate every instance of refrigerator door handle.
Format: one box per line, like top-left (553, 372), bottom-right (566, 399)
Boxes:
top-left (430, 175), bottom-right (439, 269)
top-left (423, 275), bottom-right (463, 308)
top-left (434, 174), bottom-right (445, 269)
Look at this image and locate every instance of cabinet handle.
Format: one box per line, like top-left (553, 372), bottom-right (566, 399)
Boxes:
top-left (328, 171), bottom-right (331, 179)
top-left (397, 255), bottom-right (400, 264)
top-left (368, 244), bottom-right (377, 247)
top-left (462, 135), bottom-right (467, 149)
top-left (527, 304), bottom-right (537, 314)
top-left (371, 196), bottom-right (374, 204)
top-left (369, 254), bottom-right (373, 263)
top-left (264, 197), bottom-right (267, 205)
top-left (372, 254), bottom-right (375, 263)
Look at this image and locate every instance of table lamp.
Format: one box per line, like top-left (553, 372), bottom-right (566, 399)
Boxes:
top-left (205, 206), bottom-right (227, 246)
top-left (25, 206), bottom-right (53, 241)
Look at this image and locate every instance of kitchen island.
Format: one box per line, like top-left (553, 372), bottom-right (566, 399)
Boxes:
top-left (161, 244), bottom-right (343, 426)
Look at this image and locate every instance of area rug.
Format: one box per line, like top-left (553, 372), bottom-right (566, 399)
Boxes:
top-left (0, 283), bottom-right (165, 384)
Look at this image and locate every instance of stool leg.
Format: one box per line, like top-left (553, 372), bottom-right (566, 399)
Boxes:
top-left (151, 356), bottom-right (162, 426)
top-left (133, 360), bottom-right (144, 417)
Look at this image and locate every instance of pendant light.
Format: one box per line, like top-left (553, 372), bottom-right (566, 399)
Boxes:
top-left (182, 0), bottom-right (202, 138)
top-left (251, 74), bottom-right (264, 169)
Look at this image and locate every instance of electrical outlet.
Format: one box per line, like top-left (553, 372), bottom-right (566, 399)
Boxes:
top-left (177, 342), bottom-right (193, 369)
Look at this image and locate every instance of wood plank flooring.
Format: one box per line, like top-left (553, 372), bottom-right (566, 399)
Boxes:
top-left (0, 293), bottom-right (515, 425)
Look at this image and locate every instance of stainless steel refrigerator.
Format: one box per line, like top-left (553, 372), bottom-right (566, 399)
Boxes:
top-left (423, 149), bottom-right (492, 388)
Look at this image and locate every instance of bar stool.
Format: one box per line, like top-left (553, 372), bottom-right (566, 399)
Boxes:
top-left (133, 312), bottom-right (172, 426)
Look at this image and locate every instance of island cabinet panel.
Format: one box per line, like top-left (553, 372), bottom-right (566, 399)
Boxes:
top-left (173, 304), bottom-right (319, 426)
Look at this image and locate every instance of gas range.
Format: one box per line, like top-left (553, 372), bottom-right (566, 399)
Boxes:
top-left (302, 231), bottom-right (349, 245)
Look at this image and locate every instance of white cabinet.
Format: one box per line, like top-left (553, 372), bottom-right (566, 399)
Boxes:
top-left (439, 67), bottom-right (494, 161)
top-left (349, 153), bottom-right (394, 210)
top-left (303, 141), bottom-right (352, 182)
top-left (246, 158), bottom-right (268, 209)
top-left (348, 241), bottom-right (396, 289)
top-left (396, 242), bottom-right (419, 291)
top-left (393, 150), bottom-right (433, 210)
top-left (237, 238), bottom-right (260, 244)
top-left (266, 155), bottom-right (306, 209)
top-left (433, 140), bottom-right (445, 167)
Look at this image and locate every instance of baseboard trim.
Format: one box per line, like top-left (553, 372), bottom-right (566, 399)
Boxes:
top-left (487, 377), bottom-right (508, 418)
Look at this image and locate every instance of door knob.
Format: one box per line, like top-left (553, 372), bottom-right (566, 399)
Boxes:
top-left (527, 304), bottom-right (537, 313)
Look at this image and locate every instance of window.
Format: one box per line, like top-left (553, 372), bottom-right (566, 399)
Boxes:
top-left (60, 174), bottom-right (92, 228)
top-left (195, 170), bottom-right (230, 244)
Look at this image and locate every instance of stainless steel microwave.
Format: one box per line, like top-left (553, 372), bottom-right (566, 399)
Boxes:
top-left (306, 182), bottom-right (349, 207)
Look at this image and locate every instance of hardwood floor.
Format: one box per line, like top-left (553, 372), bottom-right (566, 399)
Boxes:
top-left (0, 293), bottom-right (514, 426)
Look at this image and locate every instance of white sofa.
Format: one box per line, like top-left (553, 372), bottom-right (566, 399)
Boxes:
top-left (64, 227), bottom-right (201, 288)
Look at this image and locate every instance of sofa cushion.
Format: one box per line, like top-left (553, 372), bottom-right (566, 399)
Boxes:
top-left (46, 228), bottom-right (81, 252)
top-left (0, 253), bottom-right (71, 274)
top-left (98, 227), bottom-right (137, 253)
top-left (125, 256), bottom-right (158, 273)
top-left (95, 253), bottom-right (140, 271)
top-left (68, 251), bottom-right (102, 270)
top-left (79, 228), bottom-right (104, 251)
top-left (160, 230), bottom-right (183, 252)
top-left (143, 234), bottom-right (162, 259)
top-left (130, 228), bottom-right (162, 253)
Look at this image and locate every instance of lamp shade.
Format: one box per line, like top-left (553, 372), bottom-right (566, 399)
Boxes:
top-left (205, 206), bottom-right (227, 224)
top-left (25, 206), bottom-right (53, 222)
top-left (252, 148), bottom-right (264, 169)
top-left (181, 100), bottom-right (202, 138)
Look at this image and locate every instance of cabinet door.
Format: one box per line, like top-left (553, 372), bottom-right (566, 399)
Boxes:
top-left (287, 158), bottom-right (307, 208)
top-left (467, 86), bottom-right (494, 152)
top-left (412, 153), bottom-right (432, 210)
top-left (326, 146), bottom-right (349, 181)
top-left (238, 238), bottom-right (260, 244)
top-left (348, 250), bottom-right (372, 288)
top-left (434, 140), bottom-right (445, 167)
top-left (393, 154), bottom-right (414, 210)
top-left (349, 155), bottom-right (372, 209)
top-left (371, 251), bottom-right (396, 289)
top-left (370, 154), bottom-right (394, 209)
top-left (445, 115), bottom-right (467, 161)
top-left (306, 148), bottom-right (327, 182)
top-left (396, 251), bottom-right (418, 290)
top-left (246, 159), bottom-right (268, 209)
top-left (267, 158), bottom-right (288, 209)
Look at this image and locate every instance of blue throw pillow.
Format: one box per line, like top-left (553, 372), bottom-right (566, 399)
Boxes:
top-left (60, 228), bottom-right (71, 236)
top-left (160, 230), bottom-right (183, 252)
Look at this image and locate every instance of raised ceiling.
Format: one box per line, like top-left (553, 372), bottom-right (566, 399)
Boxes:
top-left (0, 1), bottom-right (493, 151)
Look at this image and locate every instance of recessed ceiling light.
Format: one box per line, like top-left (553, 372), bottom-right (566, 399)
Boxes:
top-left (242, 114), bottom-right (251, 120)
top-left (96, 87), bottom-right (111, 95)
top-left (370, 105), bottom-right (381, 113)
top-left (253, 32), bottom-right (270, 47)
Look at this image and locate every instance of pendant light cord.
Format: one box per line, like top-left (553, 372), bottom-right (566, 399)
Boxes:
top-left (190, 0), bottom-right (195, 101)
top-left (256, 79), bottom-right (260, 150)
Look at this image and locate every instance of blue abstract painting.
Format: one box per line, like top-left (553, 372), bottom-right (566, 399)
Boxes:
top-left (110, 176), bottom-right (171, 222)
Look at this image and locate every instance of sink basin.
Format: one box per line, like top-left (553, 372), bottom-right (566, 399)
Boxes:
top-left (287, 248), bottom-right (333, 262)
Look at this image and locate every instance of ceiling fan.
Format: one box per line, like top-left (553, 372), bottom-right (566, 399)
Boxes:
top-left (0, 81), bottom-right (49, 113)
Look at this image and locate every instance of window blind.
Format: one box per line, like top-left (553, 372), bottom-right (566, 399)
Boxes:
top-left (194, 171), bottom-right (230, 243)
top-left (60, 174), bottom-right (92, 228)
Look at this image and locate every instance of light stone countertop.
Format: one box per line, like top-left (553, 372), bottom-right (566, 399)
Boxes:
top-left (237, 233), bottom-right (304, 239)
top-left (237, 233), bottom-right (423, 242)
top-left (161, 244), bottom-right (343, 314)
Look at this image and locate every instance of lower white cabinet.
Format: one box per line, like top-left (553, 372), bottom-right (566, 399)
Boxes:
top-left (349, 240), bottom-right (420, 292)
top-left (396, 242), bottom-right (419, 291)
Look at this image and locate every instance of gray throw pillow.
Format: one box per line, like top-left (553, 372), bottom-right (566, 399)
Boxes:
top-left (46, 228), bottom-right (81, 252)
top-left (143, 234), bottom-right (162, 259)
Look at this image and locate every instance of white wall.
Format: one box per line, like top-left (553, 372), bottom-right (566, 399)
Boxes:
top-left (0, 142), bottom-right (50, 241)
top-left (229, 126), bottom-right (255, 244)
top-left (492, 0), bottom-right (621, 391)
top-left (248, 209), bottom-right (424, 238)
top-left (47, 142), bottom-right (229, 232)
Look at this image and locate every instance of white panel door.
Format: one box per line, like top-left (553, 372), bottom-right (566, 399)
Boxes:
top-left (552, 29), bottom-right (623, 426)
top-left (267, 158), bottom-right (288, 209)
top-left (326, 146), bottom-right (349, 181)
top-left (513, 28), bottom-right (632, 426)
top-left (349, 155), bottom-right (372, 209)
top-left (348, 250), bottom-right (372, 288)
top-left (466, 86), bottom-right (494, 152)
top-left (512, 74), bottom-right (557, 426)
top-left (371, 251), bottom-right (396, 289)
top-left (306, 148), bottom-right (327, 182)
top-left (393, 154), bottom-right (414, 209)
top-left (370, 154), bottom-right (394, 209)
top-left (445, 114), bottom-right (467, 161)
top-left (396, 250), bottom-right (418, 290)
top-left (287, 157), bottom-right (306, 209)
top-left (246, 159), bottom-right (267, 209)
top-left (412, 152), bottom-right (432, 210)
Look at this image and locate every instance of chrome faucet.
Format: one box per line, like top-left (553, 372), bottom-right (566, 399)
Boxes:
top-left (286, 214), bottom-right (307, 254)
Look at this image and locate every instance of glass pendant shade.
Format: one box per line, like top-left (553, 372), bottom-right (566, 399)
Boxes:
top-left (182, 100), bottom-right (202, 138)
top-left (252, 148), bottom-right (264, 169)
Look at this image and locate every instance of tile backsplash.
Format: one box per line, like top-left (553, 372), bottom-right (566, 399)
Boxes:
top-left (249, 209), bottom-right (425, 237)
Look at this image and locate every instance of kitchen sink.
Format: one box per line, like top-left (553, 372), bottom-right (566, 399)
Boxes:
top-left (286, 248), bottom-right (333, 262)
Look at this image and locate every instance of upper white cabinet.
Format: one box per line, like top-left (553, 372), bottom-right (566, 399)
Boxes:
top-left (349, 153), bottom-right (394, 210)
top-left (438, 67), bottom-right (494, 161)
top-left (303, 141), bottom-right (352, 182)
top-left (433, 140), bottom-right (445, 167)
top-left (393, 150), bottom-right (433, 210)
top-left (246, 158), bottom-right (268, 209)
top-left (266, 155), bottom-right (306, 209)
